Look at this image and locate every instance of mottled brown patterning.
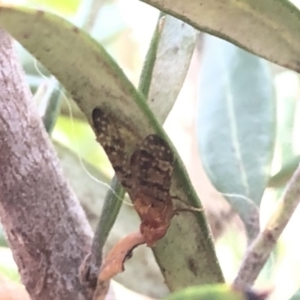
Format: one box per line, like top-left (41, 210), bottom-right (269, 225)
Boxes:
top-left (92, 107), bottom-right (133, 190)
top-left (130, 134), bottom-right (175, 247)
top-left (92, 107), bottom-right (176, 246)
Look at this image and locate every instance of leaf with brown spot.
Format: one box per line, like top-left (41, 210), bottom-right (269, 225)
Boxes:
top-left (92, 109), bottom-right (177, 247)
top-left (92, 108), bottom-right (176, 246)
top-left (92, 111), bottom-right (200, 247)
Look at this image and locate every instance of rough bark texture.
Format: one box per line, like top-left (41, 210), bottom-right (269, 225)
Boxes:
top-left (0, 29), bottom-right (93, 299)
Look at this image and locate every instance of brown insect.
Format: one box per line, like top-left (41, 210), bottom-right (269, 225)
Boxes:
top-left (92, 107), bottom-right (199, 247)
top-left (92, 107), bottom-right (133, 190)
top-left (130, 134), bottom-right (175, 247)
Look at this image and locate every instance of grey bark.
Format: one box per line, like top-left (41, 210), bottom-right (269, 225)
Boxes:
top-left (0, 29), bottom-right (93, 299)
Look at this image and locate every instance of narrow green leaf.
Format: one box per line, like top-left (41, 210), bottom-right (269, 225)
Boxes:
top-left (141, 0), bottom-right (300, 73)
top-left (197, 35), bottom-right (276, 241)
top-left (90, 13), bottom-right (166, 269)
top-left (90, 176), bottom-right (125, 272)
top-left (138, 13), bottom-right (164, 97)
top-left (139, 13), bottom-right (198, 120)
top-left (146, 15), bottom-right (198, 123)
top-left (0, 6), bottom-right (224, 288)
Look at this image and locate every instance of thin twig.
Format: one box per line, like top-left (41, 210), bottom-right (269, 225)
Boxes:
top-left (233, 162), bottom-right (300, 288)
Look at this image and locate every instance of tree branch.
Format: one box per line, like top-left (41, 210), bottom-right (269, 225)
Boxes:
top-left (0, 29), bottom-right (93, 299)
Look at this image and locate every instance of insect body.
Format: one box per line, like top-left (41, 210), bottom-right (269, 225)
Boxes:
top-left (130, 134), bottom-right (175, 247)
top-left (92, 107), bottom-right (180, 246)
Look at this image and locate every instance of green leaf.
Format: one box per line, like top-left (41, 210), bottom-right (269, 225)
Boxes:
top-left (145, 15), bottom-right (198, 123)
top-left (197, 35), bottom-right (276, 241)
top-left (0, 6), bottom-right (224, 288)
top-left (141, 0), bottom-right (300, 73)
top-left (90, 175), bottom-right (125, 272)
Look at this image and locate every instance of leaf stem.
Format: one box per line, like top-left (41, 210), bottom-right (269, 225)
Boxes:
top-left (90, 176), bottom-right (125, 271)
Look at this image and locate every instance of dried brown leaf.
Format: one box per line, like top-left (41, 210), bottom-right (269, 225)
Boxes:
top-left (99, 231), bottom-right (146, 282)
top-left (92, 232), bottom-right (145, 300)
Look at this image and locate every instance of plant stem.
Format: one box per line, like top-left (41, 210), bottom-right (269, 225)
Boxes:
top-left (91, 176), bottom-right (125, 268)
top-left (233, 163), bottom-right (300, 288)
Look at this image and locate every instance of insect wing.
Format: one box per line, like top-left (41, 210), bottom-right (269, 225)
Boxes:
top-left (92, 107), bottom-right (132, 189)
